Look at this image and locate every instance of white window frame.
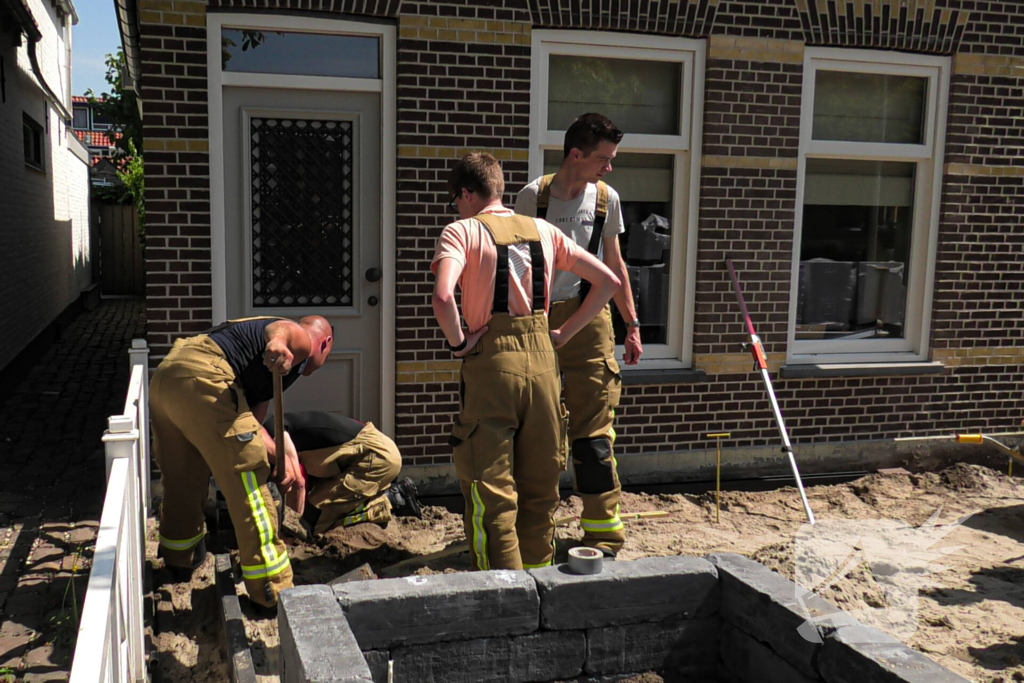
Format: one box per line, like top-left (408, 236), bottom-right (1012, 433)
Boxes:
top-left (787, 47), bottom-right (950, 364)
top-left (529, 29), bottom-right (705, 368)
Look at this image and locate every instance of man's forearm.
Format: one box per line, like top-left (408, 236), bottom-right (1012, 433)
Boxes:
top-left (560, 276), bottom-right (618, 341)
top-left (608, 258), bottom-right (637, 323)
top-left (432, 294), bottom-right (464, 345)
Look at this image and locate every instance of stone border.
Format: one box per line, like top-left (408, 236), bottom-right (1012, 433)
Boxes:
top-left (279, 554), bottom-right (970, 683)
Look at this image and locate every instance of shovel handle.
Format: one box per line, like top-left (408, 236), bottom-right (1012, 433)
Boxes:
top-left (273, 373), bottom-right (285, 478)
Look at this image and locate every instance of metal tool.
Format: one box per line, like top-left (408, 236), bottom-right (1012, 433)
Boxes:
top-left (725, 259), bottom-right (815, 525)
top-left (706, 432), bottom-right (730, 523)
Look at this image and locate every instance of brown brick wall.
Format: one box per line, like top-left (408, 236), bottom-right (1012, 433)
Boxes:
top-left (137, 0), bottom-right (1024, 469)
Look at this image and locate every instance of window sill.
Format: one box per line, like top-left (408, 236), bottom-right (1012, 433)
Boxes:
top-left (779, 361), bottom-right (945, 379)
top-left (620, 360), bottom-right (706, 385)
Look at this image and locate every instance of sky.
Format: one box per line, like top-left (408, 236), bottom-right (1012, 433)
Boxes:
top-left (71, 0), bottom-right (122, 97)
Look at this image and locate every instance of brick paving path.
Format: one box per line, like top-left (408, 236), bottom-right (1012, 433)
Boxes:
top-left (0, 299), bottom-right (146, 682)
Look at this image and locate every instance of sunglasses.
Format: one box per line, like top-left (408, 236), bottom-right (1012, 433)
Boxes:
top-left (448, 192), bottom-right (459, 214)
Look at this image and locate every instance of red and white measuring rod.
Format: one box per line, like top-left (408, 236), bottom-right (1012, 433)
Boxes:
top-left (725, 259), bottom-right (815, 525)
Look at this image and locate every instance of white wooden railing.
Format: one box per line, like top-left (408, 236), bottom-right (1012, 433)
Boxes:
top-left (69, 339), bottom-right (151, 683)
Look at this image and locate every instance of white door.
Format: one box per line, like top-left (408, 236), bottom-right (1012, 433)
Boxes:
top-left (222, 86), bottom-right (382, 423)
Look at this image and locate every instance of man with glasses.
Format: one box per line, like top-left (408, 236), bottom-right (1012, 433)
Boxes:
top-left (515, 113), bottom-right (641, 558)
top-left (431, 152), bottom-right (620, 571)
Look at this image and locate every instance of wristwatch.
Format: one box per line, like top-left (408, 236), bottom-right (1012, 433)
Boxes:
top-left (626, 318), bottom-right (641, 329)
top-left (447, 336), bottom-right (468, 353)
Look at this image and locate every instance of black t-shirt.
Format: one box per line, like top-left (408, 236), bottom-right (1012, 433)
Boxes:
top-left (207, 318), bottom-right (305, 405)
top-left (262, 411), bottom-right (365, 452)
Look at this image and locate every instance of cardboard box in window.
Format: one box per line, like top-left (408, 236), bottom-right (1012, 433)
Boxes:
top-left (857, 262), bottom-right (905, 327)
top-left (626, 215), bottom-right (671, 261)
top-left (798, 259), bottom-right (856, 327)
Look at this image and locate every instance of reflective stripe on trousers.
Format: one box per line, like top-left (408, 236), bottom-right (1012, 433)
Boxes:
top-left (158, 530), bottom-right (205, 551)
top-left (580, 503), bottom-right (624, 533)
top-left (470, 482), bottom-right (490, 571)
top-left (239, 471), bottom-right (290, 580)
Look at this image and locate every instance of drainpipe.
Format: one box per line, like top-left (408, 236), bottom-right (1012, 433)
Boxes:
top-left (27, 37), bottom-right (72, 124)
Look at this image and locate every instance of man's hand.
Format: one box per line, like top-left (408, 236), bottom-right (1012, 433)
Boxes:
top-left (263, 336), bottom-right (295, 375)
top-left (623, 326), bottom-right (643, 365)
top-left (550, 327), bottom-right (569, 349)
top-left (277, 431), bottom-right (306, 515)
top-left (453, 326), bottom-right (489, 358)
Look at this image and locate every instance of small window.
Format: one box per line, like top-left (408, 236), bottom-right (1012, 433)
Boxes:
top-left (23, 113), bottom-right (44, 171)
top-left (73, 107), bottom-right (89, 129)
top-left (221, 28), bottom-right (379, 79)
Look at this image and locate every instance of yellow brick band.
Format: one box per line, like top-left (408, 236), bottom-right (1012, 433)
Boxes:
top-left (396, 360), bottom-right (462, 385)
top-left (945, 163), bottom-right (1024, 178)
top-left (709, 35), bottom-right (804, 63)
top-left (953, 53), bottom-right (1024, 77)
top-left (695, 353), bottom-right (786, 375)
top-left (933, 347), bottom-right (1024, 368)
top-left (398, 146), bottom-right (529, 161)
top-left (702, 156), bottom-right (798, 170)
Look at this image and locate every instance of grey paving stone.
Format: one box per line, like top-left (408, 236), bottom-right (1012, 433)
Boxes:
top-left (529, 555), bottom-right (719, 629)
top-left (719, 623), bottom-right (822, 683)
top-left (392, 630), bottom-right (585, 683)
top-left (707, 552), bottom-right (842, 680)
top-left (818, 621), bottom-right (971, 683)
top-left (584, 616), bottom-right (719, 676)
top-left (334, 570), bottom-right (539, 649)
top-left (362, 650), bottom-right (388, 683)
top-left (279, 585), bottom-right (372, 683)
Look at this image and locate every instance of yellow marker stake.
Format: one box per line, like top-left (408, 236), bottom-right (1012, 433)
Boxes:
top-left (706, 433), bottom-right (731, 523)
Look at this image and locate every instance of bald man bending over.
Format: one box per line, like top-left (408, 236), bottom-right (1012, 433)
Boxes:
top-left (150, 315), bottom-right (334, 610)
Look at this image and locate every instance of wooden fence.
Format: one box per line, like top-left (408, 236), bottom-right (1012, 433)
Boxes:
top-left (96, 203), bottom-right (144, 296)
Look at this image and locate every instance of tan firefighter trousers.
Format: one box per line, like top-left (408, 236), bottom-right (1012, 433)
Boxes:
top-left (449, 312), bottom-right (568, 570)
top-left (301, 422), bottom-right (401, 535)
top-left (549, 297), bottom-right (625, 554)
top-left (150, 335), bottom-right (291, 608)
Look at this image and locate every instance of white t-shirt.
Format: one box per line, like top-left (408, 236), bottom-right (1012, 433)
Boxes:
top-left (515, 179), bottom-right (624, 302)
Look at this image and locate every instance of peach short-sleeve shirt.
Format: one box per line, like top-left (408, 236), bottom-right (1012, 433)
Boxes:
top-left (430, 207), bottom-right (583, 332)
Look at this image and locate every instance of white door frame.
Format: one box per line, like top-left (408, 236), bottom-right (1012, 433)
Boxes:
top-left (207, 12), bottom-right (397, 434)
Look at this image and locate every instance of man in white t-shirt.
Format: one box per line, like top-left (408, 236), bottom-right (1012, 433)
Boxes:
top-left (515, 113), bottom-right (642, 557)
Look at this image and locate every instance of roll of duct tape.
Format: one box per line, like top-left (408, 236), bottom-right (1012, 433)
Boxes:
top-left (567, 546), bottom-right (603, 575)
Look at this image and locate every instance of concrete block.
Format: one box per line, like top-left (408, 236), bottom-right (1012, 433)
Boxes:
top-left (707, 552), bottom-right (841, 680)
top-left (584, 616), bottom-right (719, 676)
top-left (392, 630), bottom-right (585, 683)
top-left (334, 570), bottom-right (539, 649)
top-left (279, 585), bottom-right (372, 683)
top-left (819, 621), bottom-right (971, 683)
top-left (529, 555), bottom-right (719, 629)
top-left (362, 650), bottom-right (388, 683)
top-left (719, 623), bottom-right (822, 683)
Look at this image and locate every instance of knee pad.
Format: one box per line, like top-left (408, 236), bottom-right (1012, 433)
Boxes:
top-left (572, 437), bottom-right (615, 494)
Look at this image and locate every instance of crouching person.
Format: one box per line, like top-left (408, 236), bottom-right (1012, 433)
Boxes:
top-left (264, 411), bottom-right (422, 536)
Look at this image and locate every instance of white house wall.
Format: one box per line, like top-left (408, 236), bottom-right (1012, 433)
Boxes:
top-left (0, 0), bottom-right (92, 372)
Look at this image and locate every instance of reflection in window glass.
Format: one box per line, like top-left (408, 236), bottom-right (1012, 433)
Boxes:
top-left (543, 150), bottom-right (674, 345)
top-left (221, 29), bottom-right (379, 79)
top-left (813, 71), bottom-right (926, 144)
top-left (797, 159), bottom-right (915, 341)
top-left (547, 55), bottom-right (680, 135)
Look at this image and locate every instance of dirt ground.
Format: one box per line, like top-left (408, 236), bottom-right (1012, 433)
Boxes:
top-left (148, 462), bottom-right (1024, 683)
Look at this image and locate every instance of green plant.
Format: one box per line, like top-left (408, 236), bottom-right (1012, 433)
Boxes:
top-left (0, 666), bottom-right (17, 683)
top-left (84, 49), bottom-right (142, 157)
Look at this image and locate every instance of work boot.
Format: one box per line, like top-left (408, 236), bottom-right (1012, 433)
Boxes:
top-left (386, 477), bottom-right (423, 519)
top-left (158, 537), bottom-right (208, 582)
top-left (300, 504), bottom-right (321, 539)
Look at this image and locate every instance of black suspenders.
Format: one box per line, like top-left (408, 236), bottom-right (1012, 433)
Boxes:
top-left (492, 242), bottom-right (546, 314)
top-left (536, 179), bottom-right (607, 303)
top-left (577, 212), bottom-right (606, 302)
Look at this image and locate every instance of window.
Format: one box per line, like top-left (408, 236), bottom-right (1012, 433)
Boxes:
top-left (789, 49), bottom-right (950, 364)
top-left (23, 113), bottom-right (44, 171)
top-left (73, 106), bottom-right (89, 129)
top-left (530, 31), bottom-right (705, 365)
top-left (221, 29), bottom-right (379, 79)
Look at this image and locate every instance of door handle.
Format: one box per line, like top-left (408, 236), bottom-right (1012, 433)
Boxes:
top-left (365, 267), bottom-right (382, 283)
